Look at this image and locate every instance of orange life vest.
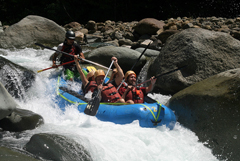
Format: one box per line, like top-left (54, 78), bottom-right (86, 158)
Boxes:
top-left (119, 86), bottom-right (146, 103)
top-left (101, 83), bottom-right (122, 103)
top-left (84, 81), bottom-right (97, 94)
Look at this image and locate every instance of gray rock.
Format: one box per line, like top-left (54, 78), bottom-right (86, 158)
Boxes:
top-left (0, 108), bottom-right (44, 132)
top-left (24, 133), bottom-right (92, 161)
top-left (0, 56), bottom-right (35, 99)
top-left (157, 30), bottom-right (180, 43)
top-left (0, 15), bottom-right (65, 49)
top-left (135, 48), bottom-right (160, 57)
top-left (167, 68), bottom-right (240, 161)
top-left (0, 146), bottom-right (39, 161)
top-left (0, 82), bottom-right (17, 120)
top-left (149, 28), bottom-right (240, 95)
top-left (86, 46), bottom-right (146, 74)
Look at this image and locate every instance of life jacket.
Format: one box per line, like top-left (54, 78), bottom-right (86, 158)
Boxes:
top-left (84, 81), bottom-right (97, 94)
top-left (60, 43), bottom-right (78, 65)
top-left (101, 83), bottom-right (122, 103)
top-left (119, 86), bottom-right (145, 103)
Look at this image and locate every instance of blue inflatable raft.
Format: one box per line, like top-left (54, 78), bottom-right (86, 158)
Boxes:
top-left (55, 76), bottom-right (176, 129)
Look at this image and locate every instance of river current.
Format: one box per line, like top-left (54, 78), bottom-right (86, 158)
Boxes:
top-left (0, 47), bottom-right (218, 161)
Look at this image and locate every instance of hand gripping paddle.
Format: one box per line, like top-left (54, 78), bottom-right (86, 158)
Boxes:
top-left (84, 60), bottom-right (114, 116)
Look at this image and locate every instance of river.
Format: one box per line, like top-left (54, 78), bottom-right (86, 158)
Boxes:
top-left (0, 47), bottom-right (218, 161)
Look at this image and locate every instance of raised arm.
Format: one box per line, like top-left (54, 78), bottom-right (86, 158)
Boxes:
top-left (74, 55), bottom-right (89, 87)
top-left (79, 52), bottom-right (85, 62)
top-left (111, 57), bottom-right (124, 86)
top-left (145, 76), bottom-right (156, 93)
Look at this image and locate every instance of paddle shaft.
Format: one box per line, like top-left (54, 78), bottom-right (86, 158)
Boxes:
top-left (84, 60), bottom-right (115, 116)
top-left (37, 60), bottom-right (75, 73)
top-left (96, 60), bottom-right (115, 97)
top-left (135, 65), bottom-right (187, 87)
top-left (35, 43), bottom-right (111, 70)
top-left (130, 42), bottom-right (151, 71)
top-left (117, 42), bottom-right (151, 90)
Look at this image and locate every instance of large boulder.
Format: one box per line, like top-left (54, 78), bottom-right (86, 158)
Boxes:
top-left (0, 56), bottom-right (35, 99)
top-left (0, 146), bottom-right (39, 161)
top-left (24, 133), bottom-right (92, 161)
top-left (0, 15), bottom-right (65, 49)
top-left (149, 28), bottom-right (240, 95)
top-left (85, 46), bottom-right (146, 74)
top-left (135, 48), bottom-right (160, 57)
top-left (167, 68), bottom-right (240, 161)
top-left (157, 29), bottom-right (180, 44)
top-left (0, 82), bottom-right (17, 120)
top-left (0, 108), bottom-right (44, 132)
top-left (133, 18), bottom-right (165, 35)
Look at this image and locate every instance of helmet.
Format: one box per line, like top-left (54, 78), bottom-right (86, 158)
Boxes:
top-left (86, 70), bottom-right (95, 80)
top-left (94, 70), bottom-right (105, 79)
top-left (125, 70), bottom-right (136, 81)
top-left (65, 30), bottom-right (75, 40)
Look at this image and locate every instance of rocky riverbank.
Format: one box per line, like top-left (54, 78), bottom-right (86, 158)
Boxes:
top-left (1, 15), bottom-right (240, 160)
top-left (1, 15), bottom-right (240, 49)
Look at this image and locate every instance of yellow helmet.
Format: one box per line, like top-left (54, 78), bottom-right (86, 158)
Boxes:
top-left (125, 70), bottom-right (136, 81)
top-left (86, 70), bottom-right (95, 80)
top-left (94, 69), bottom-right (105, 79)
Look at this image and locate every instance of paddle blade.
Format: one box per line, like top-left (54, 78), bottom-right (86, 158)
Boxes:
top-left (84, 96), bottom-right (101, 116)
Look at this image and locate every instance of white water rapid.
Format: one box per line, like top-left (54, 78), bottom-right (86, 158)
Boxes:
top-left (0, 47), bottom-right (218, 161)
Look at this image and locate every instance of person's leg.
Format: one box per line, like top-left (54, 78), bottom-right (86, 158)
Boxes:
top-left (115, 98), bottom-right (125, 103)
top-left (64, 69), bottom-right (74, 81)
top-left (126, 100), bottom-right (134, 104)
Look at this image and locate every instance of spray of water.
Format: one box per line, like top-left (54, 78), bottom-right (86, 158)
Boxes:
top-left (0, 48), bottom-right (218, 161)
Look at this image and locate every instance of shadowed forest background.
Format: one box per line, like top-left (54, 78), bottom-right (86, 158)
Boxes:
top-left (1, 0), bottom-right (240, 25)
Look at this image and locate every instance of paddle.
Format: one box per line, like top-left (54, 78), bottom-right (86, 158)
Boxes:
top-left (84, 60), bottom-right (114, 116)
top-left (134, 65), bottom-right (188, 87)
top-left (37, 60), bottom-right (75, 73)
top-left (35, 43), bottom-right (111, 70)
top-left (116, 42), bottom-right (151, 90)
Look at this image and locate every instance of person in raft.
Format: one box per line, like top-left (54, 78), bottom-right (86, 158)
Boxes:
top-left (92, 69), bottom-right (125, 103)
top-left (106, 57), bottom-right (124, 88)
top-left (74, 55), bottom-right (96, 94)
top-left (119, 70), bottom-right (156, 104)
top-left (52, 30), bottom-right (86, 81)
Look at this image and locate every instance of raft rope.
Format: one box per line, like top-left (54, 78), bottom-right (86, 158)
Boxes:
top-left (140, 102), bottom-right (162, 125)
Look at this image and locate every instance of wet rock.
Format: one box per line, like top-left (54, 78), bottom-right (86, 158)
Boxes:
top-left (0, 108), bottom-right (44, 132)
top-left (0, 82), bottom-right (17, 120)
top-left (0, 146), bottom-right (39, 161)
top-left (24, 133), bottom-right (93, 161)
top-left (167, 68), bottom-right (240, 161)
top-left (0, 56), bottom-right (35, 99)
